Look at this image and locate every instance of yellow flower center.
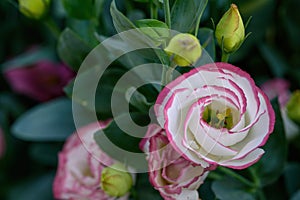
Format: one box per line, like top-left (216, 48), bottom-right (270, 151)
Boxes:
top-left (202, 105), bottom-right (234, 129)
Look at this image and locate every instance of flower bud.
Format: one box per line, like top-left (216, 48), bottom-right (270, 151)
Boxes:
top-left (18, 0), bottom-right (51, 20)
top-left (286, 90), bottom-right (300, 125)
top-left (164, 33), bottom-right (202, 67)
top-left (215, 4), bottom-right (245, 53)
top-left (100, 163), bottom-right (133, 197)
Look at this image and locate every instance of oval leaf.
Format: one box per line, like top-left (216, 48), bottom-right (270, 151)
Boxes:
top-left (57, 28), bottom-right (92, 71)
top-left (212, 177), bottom-right (255, 200)
top-left (12, 98), bottom-right (75, 141)
top-left (171, 0), bottom-right (208, 33)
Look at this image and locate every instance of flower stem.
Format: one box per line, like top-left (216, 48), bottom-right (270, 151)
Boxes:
top-left (221, 51), bottom-right (230, 62)
top-left (194, 0), bottom-right (208, 37)
top-left (248, 167), bottom-right (260, 187)
top-left (163, 0), bottom-right (171, 28)
top-left (218, 167), bottom-right (255, 188)
top-left (257, 188), bottom-right (266, 200)
top-left (161, 62), bottom-right (176, 89)
top-left (150, 2), bottom-right (158, 19)
top-left (43, 17), bottom-right (61, 39)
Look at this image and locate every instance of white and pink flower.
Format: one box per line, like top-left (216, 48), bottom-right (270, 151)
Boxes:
top-left (155, 62), bottom-right (275, 169)
top-left (140, 124), bottom-right (208, 200)
top-left (53, 121), bottom-right (131, 200)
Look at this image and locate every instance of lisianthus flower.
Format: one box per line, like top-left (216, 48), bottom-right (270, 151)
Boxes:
top-left (155, 62), bottom-right (275, 169)
top-left (5, 60), bottom-right (74, 102)
top-left (260, 78), bottom-right (290, 107)
top-left (140, 124), bottom-right (208, 200)
top-left (53, 121), bottom-right (133, 200)
top-left (261, 78), bottom-right (299, 139)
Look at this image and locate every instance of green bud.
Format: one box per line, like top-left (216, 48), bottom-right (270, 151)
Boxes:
top-left (101, 163), bottom-right (133, 197)
top-left (286, 90), bottom-right (300, 125)
top-left (18, 0), bottom-right (51, 20)
top-left (164, 33), bottom-right (202, 67)
top-left (215, 4), bottom-right (245, 53)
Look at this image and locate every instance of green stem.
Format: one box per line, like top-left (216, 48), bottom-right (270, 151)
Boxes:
top-left (194, 0), bottom-right (208, 37)
top-left (150, 2), bottom-right (158, 19)
top-left (43, 17), bottom-right (61, 39)
top-left (248, 167), bottom-right (260, 187)
top-left (257, 188), bottom-right (266, 200)
top-left (221, 51), bottom-right (230, 62)
top-left (194, 17), bottom-right (201, 37)
top-left (248, 167), bottom-right (266, 199)
top-left (218, 167), bottom-right (255, 188)
top-left (161, 62), bottom-right (176, 89)
top-left (163, 0), bottom-right (171, 28)
top-left (207, 171), bottom-right (223, 180)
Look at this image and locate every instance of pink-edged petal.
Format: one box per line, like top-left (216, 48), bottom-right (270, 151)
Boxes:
top-left (220, 148), bottom-right (265, 169)
top-left (184, 102), bottom-right (238, 157)
top-left (232, 90), bottom-right (275, 159)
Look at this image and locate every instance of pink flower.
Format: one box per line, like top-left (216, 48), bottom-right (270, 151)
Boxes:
top-left (0, 127), bottom-right (5, 158)
top-left (53, 121), bottom-right (131, 200)
top-left (261, 78), bottom-right (299, 139)
top-left (5, 60), bottom-right (74, 102)
top-left (260, 78), bottom-right (290, 107)
top-left (140, 124), bottom-right (208, 200)
top-left (155, 62), bottom-right (275, 169)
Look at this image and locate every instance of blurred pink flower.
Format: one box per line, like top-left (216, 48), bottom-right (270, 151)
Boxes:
top-left (140, 124), bottom-right (208, 200)
top-left (53, 121), bottom-right (131, 200)
top-left (261, 78), bottom-right (299, 139)
top-left (0, 127), bottom-right (5, 158)
top-left (260, 78), bottom-right (290, 107)
top-left (5, 60), bottom-right (74, 102)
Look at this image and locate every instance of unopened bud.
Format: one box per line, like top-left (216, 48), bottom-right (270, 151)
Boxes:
top-left (215, 4), bottom-right (245, 53)
top-left (18, 0), bottom-right (50, 20)
top-left (164, 33), bottom-right (202, 67)
top-left (101, 163), bottom-right (133, 197)
top-left (286, 90), bottom-right (300, 125)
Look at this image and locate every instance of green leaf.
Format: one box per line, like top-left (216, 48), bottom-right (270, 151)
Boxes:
top-left (95, 0), bottom-right (105, 18)
top-left (284, 163), bottom-right (300, 196)
top-left (12, 98), bottom-right (75, 141)
top-left (0, 93), bottom-right (25, 118)
top-left (134, 173), bottom-right (163, 200)
top-left (57, 28), bottom-right (92, 71)
top-left (170, 0), bottom-right (208, 33)
top-left (195, 28), bottom-right (216, 66)
top-left (7, 173), bottom-right (54, 200)
top-left (198, 180), bottom-right (216, 200)
top-left (291, 190), bottom-right (300, 200)
top-left (136, 19), bottom-right (170, 46)
top-left (94, 113), bottom-right (149, 169)
top-left (126, 87), bottom-right (153, 113)
top-left (100, 112), bottom-right (149, 153)
top-left (64, 67), bottom-right (127, 119)
top-left (251, 99), bottom-right (288, 187)
top-left (1, 47), bottom-right (55, 71)
top-left (212, 177), bottom-right (255, 200)
top-left (258, 44), bottom-right (289, 77)
top-left (67, 19), bottom-right (99, 47)
top-left (29, 143), bottom-right (63, 166)
top-left (110, 0), bottom-right (137, 33)
top-left (62, 0), bottom-right (96, 19)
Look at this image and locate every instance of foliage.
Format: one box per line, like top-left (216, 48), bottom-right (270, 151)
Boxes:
top-left (0, 0), bottom-right (300, 199)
